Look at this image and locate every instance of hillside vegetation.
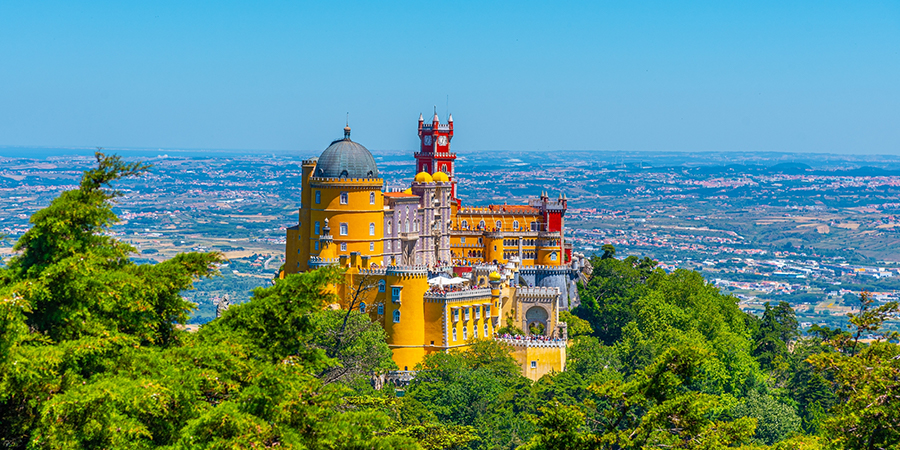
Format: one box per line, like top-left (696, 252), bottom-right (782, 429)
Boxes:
top-left (0, 154), bottom-right (897, 449)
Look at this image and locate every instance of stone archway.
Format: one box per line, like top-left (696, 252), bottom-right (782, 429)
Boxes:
top-left (524, 306), bottom-right (550, 336)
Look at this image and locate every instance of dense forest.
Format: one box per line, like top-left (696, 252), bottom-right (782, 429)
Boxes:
top-left (1, 154), bottom-right (898, 449)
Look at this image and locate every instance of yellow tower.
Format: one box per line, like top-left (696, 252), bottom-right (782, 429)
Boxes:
top-left (287, 126), bottom-right (385, 273)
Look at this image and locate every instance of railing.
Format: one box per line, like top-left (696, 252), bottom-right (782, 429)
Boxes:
top-left (494, 337), bottom-right (567, 348)
top-left (423, 288), bottom-right (492, 300)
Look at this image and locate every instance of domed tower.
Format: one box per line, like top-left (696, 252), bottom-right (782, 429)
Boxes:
top-left (285, 126), bottom-right (385, 274)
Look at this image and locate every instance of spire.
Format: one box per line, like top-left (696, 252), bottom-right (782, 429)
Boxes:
top-left (433, 105), bottom-right (439, 123)
top-left (448, 113), bottom-right (453, 123)
top-left (419, 113), bottom-right (424, 121)
top-left (344, 113), bottom-right (351, 139)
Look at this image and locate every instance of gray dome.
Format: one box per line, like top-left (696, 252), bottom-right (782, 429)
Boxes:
top-left (314, 127), bottom-right (379, 179)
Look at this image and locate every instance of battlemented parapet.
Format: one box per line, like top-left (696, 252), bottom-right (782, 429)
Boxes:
top-left (495, 337), bottom-right (567, 381)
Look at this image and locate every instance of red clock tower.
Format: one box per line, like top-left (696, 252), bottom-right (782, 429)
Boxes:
top-left (416, 111), bottom-right (458, 199)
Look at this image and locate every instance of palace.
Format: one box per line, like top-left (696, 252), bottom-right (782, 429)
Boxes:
top-left (283, 113), bottom-right (587, 380)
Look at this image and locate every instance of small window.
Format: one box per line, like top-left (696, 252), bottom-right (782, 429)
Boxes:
top-left (452, 327), bottom-right (457, 341)
top-left (464, 307), bottom-right (470, 321)
top-left (391, 286), bottom-right (402, 303)
top-left (377, 303), bottom-right (384, 315)
top-left (478, 220), bottom-right (485, 229)
top-left (370, 242), bottom-right (375, 251)
top-left (340, 242), bottom-right (347, 251)
top-left (484, 323), bottom-right (488, 336)
top-left (359, 302), bottom-right (366, 313)
top-left (453, 309), bottom-right (459, 321)
top-left (485, 305), bottom-right (491, 316)
top-left (314, 241), bottom-right (320, 250)
top-left (369, 223), bottom-right (375, 236)
top-left (551, 252), bottom-right (557, 261)
top-left (314, 221), bottom-right (321, 235)
top-left (393, 310), bottom-right (400, 323)
top-left (474, 305), bottom-right (480, 318)
top-left (461, 237), bottom-right (466, 243)
top-left (473, 326), bottom-right (478, 339)
top-left (369, 192), bottom-right (375, 205)
top-left (496, 220), bottom-right (502, 230)
top-left (340, 192), bottom-right (348, 204)
top-left (378, 280), bottom-right (386, 292)
top-left (340, 223), bottom-right (348, 236)
top-left (441, 164), bottom-right (447, 172)
top-left (513, 220), bottom-right (519, 229)
top-left (531, 361), bottom-right (537, 369)
top-left (462, 326), bottom-right (468, 340)
top-left (461, 220), bottom-right (468, 229)
top-left (315, 191), bottom-right (321, 204)
top-left (387, 221), bottom-right (392, 234)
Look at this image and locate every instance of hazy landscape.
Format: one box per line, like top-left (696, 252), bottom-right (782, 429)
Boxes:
top-left (3, 146), bottom-right (900, 331)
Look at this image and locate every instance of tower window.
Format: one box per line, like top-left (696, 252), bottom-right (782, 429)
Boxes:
top-left (441, 164), bottom-right (447, 172)
top-left (369, 223), bottom-right (375, 236)
top-left (340, 223), bottom-right (348, 235)
top-left (461, 220), bottom-right (468, 229)
top-left (513, 220), bottom-right (519, 229)
top-left (340, 192), bottom-right (348, 204)
top-left (452, 327), bottom-right (457, 341)
top-left (391, 286), bottom-right (402, 303)
top-left (359, 302), bottom-right (366, 313)
top-left (369, 192), bottom-right (375, 204)
top-left (370, 242), bottom-right (375, 251)
top-left (473, 325), bottom-right (478, 339)
top-left (393, 310), bottom-right (400, 323)
top-left (551, 252), bottom-right (558, 261)
top-left (314, 221), bottom-right (321, 235)
top-left (315, 191), bottom-right (321, 204)
top-left (531, 361), bottom-right (537, 369)
top-left (387, 221), bottom-right (392, 234)
top-left (377, 303), bottom-right (384, 315)
top-left (463, 326), bottom-right (468, 340)
top-left (496, 220), bottom-right (502, 230)
top-left (378, 280), bottom-right (386, 292)
top-left (314, 241), bottom-right (320, 250)
top-left (478, 220), bottom-right (485, 229)
top-left (464, 307), bottom-right (470, 321)
top-left (484, 323), bottom-right (488, 336)
top-left (340, 242), bottom-right (347, 251)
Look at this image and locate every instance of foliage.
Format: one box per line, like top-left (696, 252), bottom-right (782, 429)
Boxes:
top-left (731, 390), bottom-right (801, 445)
top-left (808, 292), bottom-right (900, 449)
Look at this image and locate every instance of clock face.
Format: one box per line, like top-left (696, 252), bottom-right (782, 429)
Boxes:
top-left (423, 135), bottom-right (432, 145)
top-left (437, 135), bottom-right (448, 146)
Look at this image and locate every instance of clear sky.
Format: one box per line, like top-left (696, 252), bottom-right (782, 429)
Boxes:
top-left (1, 1), bottom-right (898, 155)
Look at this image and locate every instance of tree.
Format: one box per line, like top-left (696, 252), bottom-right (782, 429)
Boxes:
top-left (730, 390), bottom-right (801, 445)
top-left (808, 293), bottom-right (900, 449)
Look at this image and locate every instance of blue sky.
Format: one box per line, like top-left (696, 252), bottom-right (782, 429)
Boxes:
top-left (1, 1), bottom-right (898, 154)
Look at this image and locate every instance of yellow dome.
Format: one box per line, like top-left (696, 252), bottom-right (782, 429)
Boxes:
top-left (403, 188), bottom-right (412, 195)
top-left (432, 171), bottom-right (449, 182)
top-left (414, 172), bottom-right (433, 183)
top-left (488, 271), bottom-right (502, 281)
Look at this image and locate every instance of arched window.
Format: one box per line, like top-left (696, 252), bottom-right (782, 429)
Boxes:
top-left (496, 220), bottom-right (502, 230)
top-left (423, 164), bottom-right (429, 173)
top-left (452, 327), bottom-right (457, 341)
top-left (513, 220), bottom-right (519, 229)
top-left (461, 220), bottom-right (468, 229)
top-left (414, 219), bottom-right (419, 232)
top-left (314, 221), bottom-right (320, 235)
top-left (484, 323), bottom-right (489, 337)
top-left (377, 303), bottom-right (384, 315)
top-left (369, 223), bottom-right (375, 236)
top-left (340, 192), bottom-right (348, 204)
top-left (378, 279), bottom-right (386, 292)
top-left (479, 220), bottom-right (485, 229)
top-left (387, 221), bottom-right (392, 234)
top-left (359, 302), bottom-right (366, 313)
top-left (551, 252), bottom-right (558, 261)
top-left (369, 192), bottom-right (375, 204)
top-left (441, 164), bottom-right (447, 172)
top-left (340, 223), bottom-right (348, 236)
top-left (404, 219), bottom-right (409, 232)
top-left (393, 310), bottom-right (400, 323)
